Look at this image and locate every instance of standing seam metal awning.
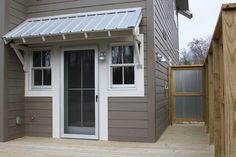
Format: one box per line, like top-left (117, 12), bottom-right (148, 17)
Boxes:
top-left (2, 8), bottom-right (142, 44)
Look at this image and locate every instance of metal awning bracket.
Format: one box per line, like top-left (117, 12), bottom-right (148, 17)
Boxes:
top-left (22, 38), bottom-right (26, 43)
top-left (133, 33), bottom-right (144, 69)
top-left (62, 34), bottom-right (66, 40)
top-left (10, 43), bottom-right (27, 71)
top-left (108, 31), bottom-right (111, 37)
top-left (3, 38), bottom-right (9, 45)
top-left (84, 32), bottom-right (88, 39)
top-left (42, 36), bottom-right (46, 42)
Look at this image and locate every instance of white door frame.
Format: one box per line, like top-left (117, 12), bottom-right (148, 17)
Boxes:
top-left (60, 45), bottom-right (99, 140)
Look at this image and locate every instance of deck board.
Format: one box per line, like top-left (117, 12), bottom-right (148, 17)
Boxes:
top-left (0, 125), bottom-right (214, 157)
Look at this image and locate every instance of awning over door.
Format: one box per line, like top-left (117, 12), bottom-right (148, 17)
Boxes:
top-left (2, 8), bottom-right (142, 44)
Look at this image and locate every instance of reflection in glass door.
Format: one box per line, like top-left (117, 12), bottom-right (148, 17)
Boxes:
top-left (64, 50), bottom-right (96, 137)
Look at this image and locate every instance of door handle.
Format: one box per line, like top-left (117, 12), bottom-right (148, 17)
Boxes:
top-left (96, 95), bottom-right (99, 102)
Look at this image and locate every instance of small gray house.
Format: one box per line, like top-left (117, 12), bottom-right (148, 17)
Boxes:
top-left (0, 0), bottom-right (191, 142)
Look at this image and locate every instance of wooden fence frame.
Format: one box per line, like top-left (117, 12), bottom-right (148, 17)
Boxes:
top-left (203, 4), bottom-right (236, 157)
top-left (168, 65), bottom-right (205, 125)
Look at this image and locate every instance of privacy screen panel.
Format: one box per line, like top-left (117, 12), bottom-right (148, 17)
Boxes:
top-left (174, 96), bottom-right (203, 120)
top-left (173, 70), bottom-right (203, 93)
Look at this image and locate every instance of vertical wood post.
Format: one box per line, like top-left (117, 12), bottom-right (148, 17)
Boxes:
top-left (222, 10), bottom-right (236, 157)
top-left (204, 62), bottom-right (209, 133)
top-left (219, 38), bottom-right (225, 157)
top-left (168, 66), bottom-right (173, 125)
top-left (213, 40), bottom-right (222, 157)
top-left (208, 53), bottom-right (214, 145)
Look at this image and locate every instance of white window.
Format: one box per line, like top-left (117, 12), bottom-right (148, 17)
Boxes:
top-left (111, 45), bottom-right (135, 87)
top-left (32, 50), bottom-right (52, 87)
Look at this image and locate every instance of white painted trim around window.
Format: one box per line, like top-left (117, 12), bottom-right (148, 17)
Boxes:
top-left (109, 43), bottom-right (137, 89)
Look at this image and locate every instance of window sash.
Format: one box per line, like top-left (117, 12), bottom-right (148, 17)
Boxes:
top-left (111, 45), bottom-right (134, 65)
top-left (32, 50), bottom-right (52, 87)
top-left (32, 69), bottom-right (52, 86)
top-left (111, 45), bottom-right (135, 87)
top-left (111, 65), bottom-right (135, 85)
top-left (33, 50), bottom-right (51, 68)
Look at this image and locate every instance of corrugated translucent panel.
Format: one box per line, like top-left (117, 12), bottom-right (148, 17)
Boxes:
top-left (3, 7), bottom-right (142, 40)
top-left (175, 96), bottom-right (203, 120)
top-left (174, 70), bottom-right (203, 92)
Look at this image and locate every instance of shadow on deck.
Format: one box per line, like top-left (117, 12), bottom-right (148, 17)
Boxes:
top-left (0, 125), bottom-right (214, 157)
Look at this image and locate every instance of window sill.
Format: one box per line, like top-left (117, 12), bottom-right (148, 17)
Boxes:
top-left (31, 86), bottom-right (52, 91)
top-left (109, 85), bottom-right (137, 91)
top-left (25, 89), bottom-right (54, 97)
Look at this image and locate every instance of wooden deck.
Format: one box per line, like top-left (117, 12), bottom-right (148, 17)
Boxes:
top-left (0, 125), bottom-right (214, 157)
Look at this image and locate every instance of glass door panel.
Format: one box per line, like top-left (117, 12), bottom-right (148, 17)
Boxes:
top-left (64, 50), bottom-right (95, 135)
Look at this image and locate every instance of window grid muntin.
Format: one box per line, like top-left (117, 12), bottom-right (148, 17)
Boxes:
top-left (32, 50), bottom-right (51, 87)
top-left (111, 45), bottom-right (135, 86)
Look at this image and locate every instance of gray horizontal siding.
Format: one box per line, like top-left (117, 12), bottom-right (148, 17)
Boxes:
top-left (24, 97), bottom-right (52, 137)
top-left (6, 48), bottom-right (25, 140)
top-left (108, 97), bottom-right (149, 141)
top-left (153, 0), bottom-right (178, 140)
top-left (9, 0), bottom-right (26, 30)
top-left (4, 1), bottom-right (26, 141)
top-left (0, 0), bottom-right (5, 142)
top-left (25, 0), bottom-right (146, 18)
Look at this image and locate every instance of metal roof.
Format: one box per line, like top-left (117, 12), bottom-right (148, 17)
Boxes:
top-left (3, 8), bottom-right (142, 41)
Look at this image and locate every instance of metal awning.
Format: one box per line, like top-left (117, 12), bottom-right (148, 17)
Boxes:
top-left (176, 0), bottom-right (192, 19)
top-left (2, 8), bottom-right (142, 44)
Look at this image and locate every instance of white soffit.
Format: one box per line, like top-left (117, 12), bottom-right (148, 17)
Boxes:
top-left (2, 8), bottom-right (142, 43)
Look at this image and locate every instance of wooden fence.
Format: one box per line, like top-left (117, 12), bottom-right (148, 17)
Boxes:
top-left (168, 65), bottom-right (205, 124)
top-left (203, 3), bottom-right (236, 157)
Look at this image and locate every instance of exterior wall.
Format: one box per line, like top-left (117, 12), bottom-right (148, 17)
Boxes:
top-left (5, 0), bottom-right (26, 141)
top-left (108, 97), bottom-right (149, 142)
top-left (22, 0), bottom-right (152, 142)
top-left (0, 0), bottom-right (26, 142)
top-left (9, 0), bottom-right (26, 30)
top-left (25, 0), bottom-right (147, 18)
top-left (25, 97), bottom-right (52, 137)
top-left (153, 0), bottom-right (179, 140)
top-left (6, 48), bottom-right (25, 140)
top-left (0, 0), bottom-right (7, 142)
top-left (108, 2), bottom-right (153, 142)
top-left (1, 0), bottom-right (179, 142)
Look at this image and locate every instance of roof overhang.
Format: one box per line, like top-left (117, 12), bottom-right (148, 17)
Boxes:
top-left (176, 0), bottom-right (193, 19)
top-left (2, 8), bottom-right (142, 45)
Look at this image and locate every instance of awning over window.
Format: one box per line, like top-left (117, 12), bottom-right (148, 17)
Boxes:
top-left (176, 0), bottom-right (192, 19)
top-left (2, 8), bottom-right (142, 44)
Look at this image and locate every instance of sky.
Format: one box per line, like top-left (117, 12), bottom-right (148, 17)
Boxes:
top-left (179, 0), bottom-right (236, 51)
